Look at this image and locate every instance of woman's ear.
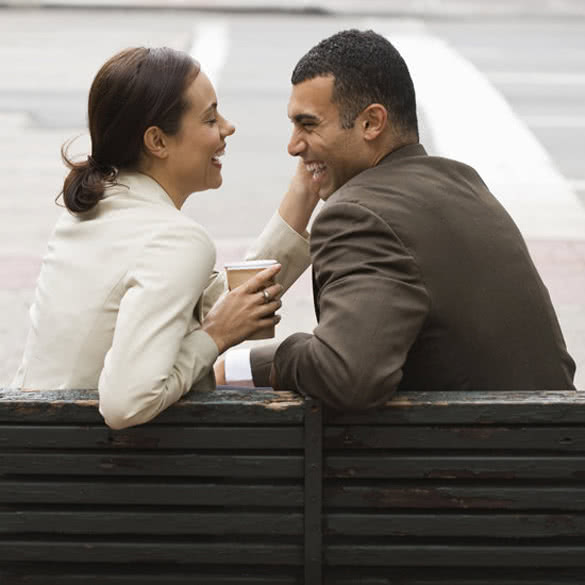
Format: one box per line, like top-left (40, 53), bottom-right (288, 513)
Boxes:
top-left (143, 126), bottom-right (169, 160)
top-left (361, 104), bottom-right (388, 141)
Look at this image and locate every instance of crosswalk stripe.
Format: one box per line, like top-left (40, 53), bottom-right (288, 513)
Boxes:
top-left (487, 72), bottom-right (585, 86)
top-left (523, 115), bottom-right (585, 129)
top-left (372, 20), bottom-right (585, 240)
top-left (189, 21), bottom-right (229, 89)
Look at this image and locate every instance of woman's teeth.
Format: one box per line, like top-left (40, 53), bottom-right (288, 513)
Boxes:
top-left (212, 150), bottom-right (225, 163)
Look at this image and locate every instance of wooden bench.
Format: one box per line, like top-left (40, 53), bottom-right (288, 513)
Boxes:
top-left (0, 388), bottom-right (584, 584)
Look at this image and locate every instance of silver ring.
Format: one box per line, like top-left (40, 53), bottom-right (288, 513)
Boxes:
top-left (262, 289), bottom-right (271, 304)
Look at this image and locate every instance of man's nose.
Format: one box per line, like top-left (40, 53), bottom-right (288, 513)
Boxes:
top-left (288, 131), bottom-right (305, 157)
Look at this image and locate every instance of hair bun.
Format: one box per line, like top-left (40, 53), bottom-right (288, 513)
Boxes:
top-left (60, 150), bottom-right (109, 213)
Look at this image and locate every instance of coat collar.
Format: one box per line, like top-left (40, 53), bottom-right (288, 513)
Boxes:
top-left (106, 171), bottom-right (177, 209)
top-left (328, 143), bottom-right (428, 203)
top-left (377, 142), bottom-right (428, 167)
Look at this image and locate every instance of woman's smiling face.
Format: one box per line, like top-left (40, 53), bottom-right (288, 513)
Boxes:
top-left (165, 70), bottom-right (235, 197)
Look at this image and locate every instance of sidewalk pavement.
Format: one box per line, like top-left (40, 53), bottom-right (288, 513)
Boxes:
top-left (4, 0), bottom-right (585, 17)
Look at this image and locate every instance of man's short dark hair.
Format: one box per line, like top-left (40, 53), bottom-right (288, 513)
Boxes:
top-left (292, 29), bottom-right (418, 138)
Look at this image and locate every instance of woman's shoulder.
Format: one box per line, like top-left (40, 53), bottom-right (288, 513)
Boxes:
top-left (126, 220), bottom-right (216, 293)
top-left (145, 215), bottom-right (215, 256)
top-left (101, 172), bottom-right (216, 251)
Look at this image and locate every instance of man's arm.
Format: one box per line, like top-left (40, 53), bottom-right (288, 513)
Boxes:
top-left (268, 200), bottom-right (430, 410)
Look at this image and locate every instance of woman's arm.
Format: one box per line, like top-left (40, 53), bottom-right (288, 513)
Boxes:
top-left (98, 224), bottom-right (218, 429)
top-left (97, 223), bottom-right (281, 430)
top-left (199, 162), bottom-right (319, 320)
top-left (244, 161), bottom-right (319, 292)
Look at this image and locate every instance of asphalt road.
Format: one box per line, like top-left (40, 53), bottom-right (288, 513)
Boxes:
top-left (1, 7), bottom-right (584, 388)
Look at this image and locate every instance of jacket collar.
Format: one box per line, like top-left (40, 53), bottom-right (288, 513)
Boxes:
top-left (377, 142), bottom-right (428, 167)
top-left (106, 171), bottom-right (177, 209)
top-left (328, 143), bottom-right (428, 202)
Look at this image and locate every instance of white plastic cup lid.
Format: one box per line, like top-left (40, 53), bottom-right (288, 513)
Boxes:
top-left (224, 259), bottom-right (278, 270)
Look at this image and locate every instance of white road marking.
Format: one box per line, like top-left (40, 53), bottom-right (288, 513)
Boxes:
top-left (487, 72), bottom-right (585, 86)
top-left (189, 21), bottom-right (229, 89)
top-left (523, 115), bottom-right (585, 128)
top-left (371, 21), bottom-right (585, 239)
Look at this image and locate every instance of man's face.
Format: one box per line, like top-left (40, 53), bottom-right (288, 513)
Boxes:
top-left (287, 75), bottom-right (368, 200)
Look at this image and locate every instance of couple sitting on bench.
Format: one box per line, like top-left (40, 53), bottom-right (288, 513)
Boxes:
top-left (13, 30), bottom-right (575, 430)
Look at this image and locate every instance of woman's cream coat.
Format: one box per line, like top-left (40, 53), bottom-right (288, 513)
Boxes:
top-left (13, 172), bottom-right (310, 429)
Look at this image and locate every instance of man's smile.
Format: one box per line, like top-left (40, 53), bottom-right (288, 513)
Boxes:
top-left (305, 161), bottom-right (327, 181)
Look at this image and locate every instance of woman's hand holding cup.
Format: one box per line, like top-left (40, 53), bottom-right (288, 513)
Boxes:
top-left (202, 262), bottom-right (283, 354)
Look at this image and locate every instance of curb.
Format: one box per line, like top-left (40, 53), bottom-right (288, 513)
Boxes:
top-left (2, 0), bottom-right (585, 17)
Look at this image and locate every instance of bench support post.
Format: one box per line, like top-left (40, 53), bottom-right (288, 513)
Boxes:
top-left (304, 397), bottom-right (323, 584)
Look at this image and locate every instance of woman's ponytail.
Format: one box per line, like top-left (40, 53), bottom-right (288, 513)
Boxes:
top-left (60, 145), bottom-right (116, 214)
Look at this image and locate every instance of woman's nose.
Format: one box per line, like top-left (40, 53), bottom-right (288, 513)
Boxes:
top-left (222, 118), bottom-right (236, 137)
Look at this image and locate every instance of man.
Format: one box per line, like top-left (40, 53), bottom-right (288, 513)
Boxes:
top-left (221, 29), bottom-right (576, 408)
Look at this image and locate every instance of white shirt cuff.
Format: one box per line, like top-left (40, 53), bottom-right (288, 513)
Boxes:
top-left (224, 348), bottom-right (253, 383)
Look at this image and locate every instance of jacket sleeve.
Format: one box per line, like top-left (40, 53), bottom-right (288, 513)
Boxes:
top-left (245, 211), bottom-right (311, 292)
top-left (98, 224), bottom-right (219, 429)
top-left (273, 201), bottom-right (430, 410)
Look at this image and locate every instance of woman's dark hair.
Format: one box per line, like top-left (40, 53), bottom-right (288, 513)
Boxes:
top-left (60, 47), bottom-right (200, 213)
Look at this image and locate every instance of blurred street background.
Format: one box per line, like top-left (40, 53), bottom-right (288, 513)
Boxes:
top-left (1, 0), bottom-right (584, 388)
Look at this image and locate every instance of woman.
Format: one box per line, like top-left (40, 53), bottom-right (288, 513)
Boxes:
top-left (13, 47), bottom-right (316, 429)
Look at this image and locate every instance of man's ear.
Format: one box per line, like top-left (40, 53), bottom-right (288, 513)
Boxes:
top-left (143, 126), bottom-right (169, 160)
top-left (360, 104), bottom-right (388, 141)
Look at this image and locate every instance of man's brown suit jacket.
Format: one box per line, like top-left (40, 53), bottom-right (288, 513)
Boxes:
top-left (251, 144), bottom-right (576, 409)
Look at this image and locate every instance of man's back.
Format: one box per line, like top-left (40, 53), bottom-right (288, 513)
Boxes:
top-left (332, 144), bottom-right (575, 391)
top-left (260, 30), bottom-right (575, 408)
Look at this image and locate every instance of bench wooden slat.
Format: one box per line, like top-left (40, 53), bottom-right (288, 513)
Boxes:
top-left (2, 567), bottom-right (583, 585)
top-left (0, 541), bottom-right (303, 565)
top-left (0, 511), bottom-right (304, 535)
top-left (0, 389), bottom-right (304, 424)
top-left (0, 481), bottom-right (304, 506)
top-left (8, 424), bottom-right (583, 452)
top-left (4, 542), bottom-right (584, 568)
top-left (325, 544), bottom-right (585, 566)
top-left (324, 485), bottom-right (585, 510)
top-left (3, 390), bottom-right (582, 424)
top-left (1, 453), bottom-right (303, 478)
top-left (3, 424), bottom-right (581, 453)
top-left (0, 567), bottom-right (302, 585)
top-left (324, 455), bottom-right (585, 479)
top-left (325, 512), bottom-right (585, 537)
top-left (325, 391), bottom-right (585, 424)
top-left (324, 425), bottom-right (585, 451)
top-left (324, 567), bottom-right (584, 585)
top-left (2, 511), bottom-right (581, 539)
top-left (0, 425), bottom-right (304, 450)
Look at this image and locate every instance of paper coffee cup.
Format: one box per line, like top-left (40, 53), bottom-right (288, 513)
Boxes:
top-left (225, 259), bottom-right (278, 340)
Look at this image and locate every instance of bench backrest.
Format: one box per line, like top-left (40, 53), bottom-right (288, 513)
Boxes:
top-left (1, 388), bottom-right (584, 584)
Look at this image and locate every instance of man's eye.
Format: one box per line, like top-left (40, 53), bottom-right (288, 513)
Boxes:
top-left (207, 118), bottom-right (217, 125)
